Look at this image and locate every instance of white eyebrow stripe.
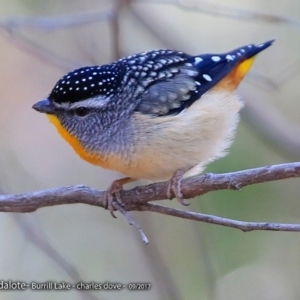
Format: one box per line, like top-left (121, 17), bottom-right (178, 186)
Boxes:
top-left (52, 101), bottom-right (70, 109)
top-left (70, 98), bottom-right (110, 109)
top-left (54, 97), bottom-right (110, 110)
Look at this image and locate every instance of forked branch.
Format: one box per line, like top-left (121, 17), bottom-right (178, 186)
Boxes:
top-left (1, 162), bottom-right (300, 242)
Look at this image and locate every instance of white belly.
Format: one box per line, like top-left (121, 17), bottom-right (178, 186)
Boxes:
top-left (113, 90), bottom-right (243, 181)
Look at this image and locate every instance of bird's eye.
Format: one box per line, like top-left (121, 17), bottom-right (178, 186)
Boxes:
top-left (74, 107), bottom-right (89, 117)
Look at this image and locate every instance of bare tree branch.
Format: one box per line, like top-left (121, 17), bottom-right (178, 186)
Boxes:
top-left (0, 163), bottom-right (300, 239)
top-left (1, 162), bottom-right (299, 211)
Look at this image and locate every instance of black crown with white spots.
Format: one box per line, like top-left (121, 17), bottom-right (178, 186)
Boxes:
top-left (49, 64), bottom-right (127, 104)
top-left (49, 40), bottom-right (273, 115)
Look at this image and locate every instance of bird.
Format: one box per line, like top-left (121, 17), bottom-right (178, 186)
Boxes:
top-left (33, 40), bottom-right (273, 216)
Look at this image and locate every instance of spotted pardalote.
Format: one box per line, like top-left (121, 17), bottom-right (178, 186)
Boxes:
top-left (33, 40), bottom-right (273, 215)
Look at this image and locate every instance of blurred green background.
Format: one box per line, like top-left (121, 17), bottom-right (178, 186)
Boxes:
top-left (1, 0), bottom-right (300, 299)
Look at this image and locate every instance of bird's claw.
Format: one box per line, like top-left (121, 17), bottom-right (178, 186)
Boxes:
top-left (104, 177), bottom-right (134, 218)
top-left (104, 182), bottom-right (124, 218)
top-left (167, 169), bottom-right (190, 206)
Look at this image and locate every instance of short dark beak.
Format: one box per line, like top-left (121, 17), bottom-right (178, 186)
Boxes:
top-left (32, 98), bottom-right (55, 114)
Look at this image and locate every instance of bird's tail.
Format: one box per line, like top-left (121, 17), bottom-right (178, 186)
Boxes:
top-left (217, 40), bottom-right (274, 90)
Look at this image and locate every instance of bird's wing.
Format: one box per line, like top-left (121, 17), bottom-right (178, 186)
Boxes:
top-left (132, 41), bottom-right (273, 116)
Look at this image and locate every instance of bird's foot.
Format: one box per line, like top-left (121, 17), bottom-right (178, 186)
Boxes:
top-left (167, 168), bottom-right (190, 206)
top-left (104, 177), bottom-right (134, 218)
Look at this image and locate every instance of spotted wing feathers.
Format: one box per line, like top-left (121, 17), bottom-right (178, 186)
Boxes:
top-left (135, 40), bottom-right (273, 116)
top-left (136, 67), bottom-right (198, 115)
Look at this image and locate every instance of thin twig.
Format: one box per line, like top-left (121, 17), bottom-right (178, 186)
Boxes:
top-left (113, 202), bottom-right (149, 244)
top-left (139, 203), bottom-right (300, 233)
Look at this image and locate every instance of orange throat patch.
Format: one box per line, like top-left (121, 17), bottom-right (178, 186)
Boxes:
top-left (46, 114), bottom-right (104, 166)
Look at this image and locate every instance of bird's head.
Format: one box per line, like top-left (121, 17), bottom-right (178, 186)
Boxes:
top-left (32, 64), bottom-right (132, 147)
